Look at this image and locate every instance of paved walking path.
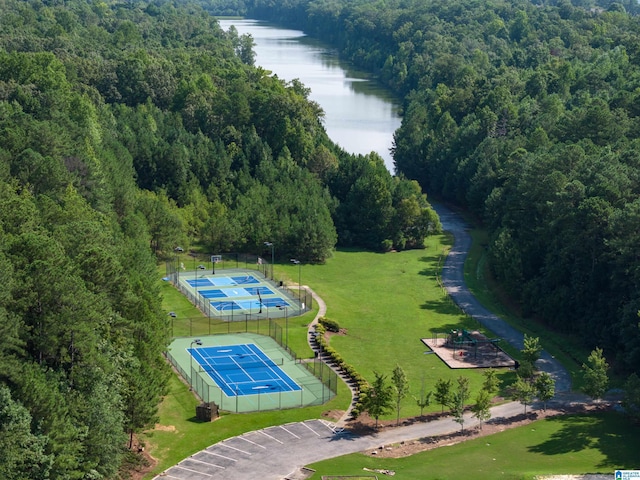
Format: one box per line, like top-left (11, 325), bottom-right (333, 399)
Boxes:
top-left (154, 204), bottom-right (575, 479)
top-left (302, 285), bottom-right (360, 427)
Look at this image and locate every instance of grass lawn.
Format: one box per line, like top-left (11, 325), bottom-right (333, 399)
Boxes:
top-left (284, 235), bottom-right (518, 419)
top-left (307, 411), bottom-right (640, 479)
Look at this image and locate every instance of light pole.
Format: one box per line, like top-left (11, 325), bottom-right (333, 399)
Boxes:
top-left (189, 339), bottom-right (202, 391)
top-left (264, 242), bottom-right (274, 280)
top-left (277, 305), bottom-right (289, 347)
top-left (290, 259), bottom-right (301, 311)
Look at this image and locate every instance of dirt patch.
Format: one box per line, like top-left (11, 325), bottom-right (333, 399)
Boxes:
top-left (123, 436), bottom-right (158, 480)
top-left (324, 328), bottom-right (348, 341)
top-left (154, 424), bottom-right (176, 432)
top-left (322, 409), bottom-right (346, 421)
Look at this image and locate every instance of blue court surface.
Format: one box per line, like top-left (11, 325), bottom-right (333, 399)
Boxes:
top-left (188, 343), bottom-right (300, 396)
top-left (210, 298), bottom-right (291, 312)
top-left (186, 275), bottom-right (260, 288)
top-left (198, 286), bottom-right (274, 299)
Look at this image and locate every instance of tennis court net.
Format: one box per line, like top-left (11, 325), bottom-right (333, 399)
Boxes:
top-left (200, 358), bottom-right (284, 371)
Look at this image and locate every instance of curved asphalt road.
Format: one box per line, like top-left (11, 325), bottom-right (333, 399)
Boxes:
top-left (432, 202), bottom-right (572, 393)
top-left (154, 203), bottom-right (573, 480)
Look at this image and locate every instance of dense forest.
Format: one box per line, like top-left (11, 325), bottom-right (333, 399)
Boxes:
top-left (201, 0), bottom-right (640, 376)
top-left (0, 0), bottom-right (440, 478)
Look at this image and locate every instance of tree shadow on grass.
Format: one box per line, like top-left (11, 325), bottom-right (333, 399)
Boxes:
top-left (420, 297), bottom-right (465, 316)
top-left (528, 411), bottom-right (640, 470)
top-left (528, 414), bottom-right (596, 454)
top-left (418, 253), bottom-right (446, 277)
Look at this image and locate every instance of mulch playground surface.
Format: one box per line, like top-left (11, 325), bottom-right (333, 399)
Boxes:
top-left (421, 330), bottom-right (515, 369)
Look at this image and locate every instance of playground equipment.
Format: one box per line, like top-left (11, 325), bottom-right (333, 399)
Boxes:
top-left (433, 329), bottom-right (502, 359)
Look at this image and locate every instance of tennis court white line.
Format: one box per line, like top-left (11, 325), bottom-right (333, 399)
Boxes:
top-left (201, 450), bottom-right (238, 462)
top-left (259, 430), bottom-right (284, 444)
top-left (246, 344), bottom-right (297, 389)
top-left (279, 425), bottom-right (301, 439)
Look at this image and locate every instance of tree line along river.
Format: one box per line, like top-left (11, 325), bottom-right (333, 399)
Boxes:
top-left (218, 18), bottom-right (401, 173)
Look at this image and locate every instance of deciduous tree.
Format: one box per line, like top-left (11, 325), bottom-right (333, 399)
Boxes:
top-left (448, 376), bottom-right (470, 432)
top-left (512, 377), bottom-right (535, 414)
top-left (582, 347), bottom-right (609, 401)
top-left (363, 371), bottom-right (393, 429)
top-left (434, 378), bottom-right (453, 414)
top-left (534, 372), bottom-right (555, 411)
top-left (391, 365), bottom-right (409, 426)
top-left (472, 389), bottom-right (492, 430)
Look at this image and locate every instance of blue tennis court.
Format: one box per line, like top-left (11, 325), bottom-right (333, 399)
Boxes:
top-left (188, 343), bottom-right (301, 397)
top-left (198, 286), bottom-right (275, 299)
top-left (210, 298), bottom-right (291, 312)
top-left (186, 275), bottom-right (260, 288)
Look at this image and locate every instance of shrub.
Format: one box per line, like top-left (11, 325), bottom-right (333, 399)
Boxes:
top-left (319, 316), bottom-right (340, 332)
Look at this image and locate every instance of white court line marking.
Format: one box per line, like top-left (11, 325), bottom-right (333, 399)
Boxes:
top-left (259, 430), bottom-right (284, 444)
top-left (201, 450), bottom-right (237, 462)
top-left (279, 425), bottom-right (300, 439)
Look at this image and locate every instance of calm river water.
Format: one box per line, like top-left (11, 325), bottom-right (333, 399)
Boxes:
top-left (218, 19), bottom-right (401, 172)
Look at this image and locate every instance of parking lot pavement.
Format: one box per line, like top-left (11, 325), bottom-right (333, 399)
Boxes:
top-left (154, 402), bottom-right (529, 480)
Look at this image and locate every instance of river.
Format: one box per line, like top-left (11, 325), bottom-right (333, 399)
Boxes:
top-left (218, 19), bottom-right (401, 173)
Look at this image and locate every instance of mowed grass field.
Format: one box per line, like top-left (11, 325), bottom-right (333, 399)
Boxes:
top-left (307, 411), bottom-right (640, 479)
top-left (148, 228), bottom-right (619, 478)
top-left (277, 234), bottom-right (517, 419)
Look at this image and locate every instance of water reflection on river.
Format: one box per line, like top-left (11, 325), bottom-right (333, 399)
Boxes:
top-left (218, 19), bottom-right (401, 172)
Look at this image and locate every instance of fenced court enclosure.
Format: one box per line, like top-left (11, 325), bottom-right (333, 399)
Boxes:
top-left (165, 333), bottom-right (337, 413)
top-left (165, 253), bottom-right (313, 328)
top-left (163, 255), bottom-right (337, 413)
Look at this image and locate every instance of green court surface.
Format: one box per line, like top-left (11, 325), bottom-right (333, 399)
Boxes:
top-left (166, 333), bottom-right (336, 413)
